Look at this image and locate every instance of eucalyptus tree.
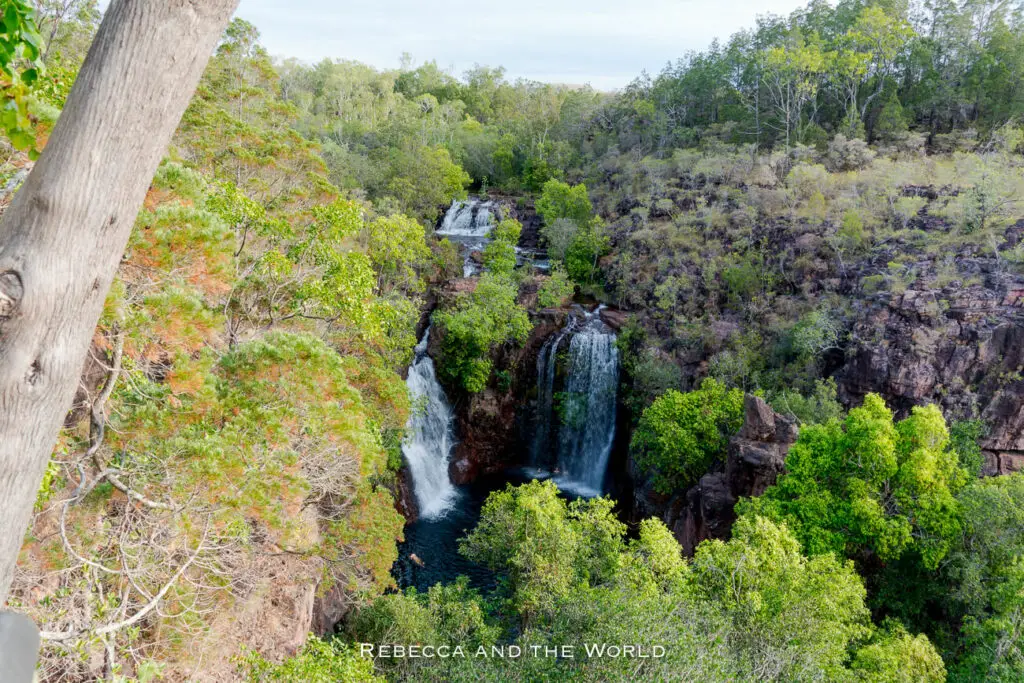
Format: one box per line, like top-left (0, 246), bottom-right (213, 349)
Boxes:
top-left (0, 0), bottom-right (239, 604)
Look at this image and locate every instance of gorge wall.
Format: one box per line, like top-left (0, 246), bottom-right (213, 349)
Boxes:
top-left (835, 255), bottom-right (1024, 475)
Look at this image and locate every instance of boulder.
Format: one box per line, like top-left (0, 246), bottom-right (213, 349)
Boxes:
top-left (598, 307), bottom-right (629, 331)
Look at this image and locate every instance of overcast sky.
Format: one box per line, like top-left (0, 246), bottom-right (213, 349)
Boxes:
top-left (237, 0), bottom-right (813, 89)
top-left (100, 1), bottom-right (808, 90)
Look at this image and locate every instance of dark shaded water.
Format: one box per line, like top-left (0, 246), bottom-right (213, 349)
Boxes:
top-left (393, 469), bottom-right (537, 592)
top-left (392, 468), bottom-right (598, 592)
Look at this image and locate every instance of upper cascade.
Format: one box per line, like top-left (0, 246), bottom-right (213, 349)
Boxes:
top-left (437, 198), bottom-right (497, 237)
top-left (437, 198), bottom-right (499, 277)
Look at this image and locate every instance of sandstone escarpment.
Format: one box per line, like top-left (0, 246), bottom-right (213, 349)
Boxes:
top-left (836, 263), bottom-right (1024, 475)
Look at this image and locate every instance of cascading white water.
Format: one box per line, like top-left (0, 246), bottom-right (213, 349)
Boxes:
top-left (402, 328), bottom-right (458, 519)
top-left (554, 310), bottom-right (619, 495)
top-left (515, 246), bottom-right (551, 272)
top-left (438, 198), bottom-right (495, 236)
top-left (530, 316), bottom-right (577, 464)
top-left (436, 198), bottom-right (498, 277)
top-left (529, 307), bottom-right (619, 497)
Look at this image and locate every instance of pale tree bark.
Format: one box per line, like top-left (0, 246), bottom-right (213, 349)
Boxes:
top-left (0, 0), bottom-right (239, 605)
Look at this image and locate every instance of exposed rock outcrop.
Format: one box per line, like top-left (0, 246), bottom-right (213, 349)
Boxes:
top-left (631, 395), bottom-right (797, 555)
top-left (449, 387), bottom-right (519, 485)
top-left (598, 307), bottom-right (628, 331)
top-left (393, 466), bottom-right (417, 522)
top-left (836, 265), bottom-right (1024, 475)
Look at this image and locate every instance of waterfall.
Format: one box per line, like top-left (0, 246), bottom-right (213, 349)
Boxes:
top-left (555, 310), bottom-right (619, 494)
top-left (530, 308), bottom-right (619, 497)
top-left (402, 328), bottom-right (458, 519)
top-left (436, 198), bottom-right (498, 277)
top-left (530, 316), bottom-right (577, 465)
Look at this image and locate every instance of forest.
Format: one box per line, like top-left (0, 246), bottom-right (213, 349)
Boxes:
top-left (2, 0), bottom-right (1024, 681)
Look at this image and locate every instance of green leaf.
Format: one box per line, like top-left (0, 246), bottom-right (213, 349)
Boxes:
top-left (4, 6), bottom-right (18, 39)
top-left (10, 129), bottom-right (34, 151)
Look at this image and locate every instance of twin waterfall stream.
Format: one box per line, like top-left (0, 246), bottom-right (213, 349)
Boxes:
top-left (532, 308), bottom-right (620, 497)
top-left (396, 199), bottom-right (620, 589)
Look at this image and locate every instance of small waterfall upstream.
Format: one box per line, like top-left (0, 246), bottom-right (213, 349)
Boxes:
top-left (402, 328), bottom-right (458, 519)
top-left (436, 198), bottom-right (497, 277)
top-left (530, 307), bottom-right (620, 497)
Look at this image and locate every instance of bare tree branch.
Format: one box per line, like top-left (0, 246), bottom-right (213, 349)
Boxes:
top-left (41, 523), bottom-right (209, 642)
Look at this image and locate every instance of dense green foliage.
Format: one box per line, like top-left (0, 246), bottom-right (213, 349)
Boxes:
top-left (533, 180), bottom-right (610, 286)
top-left (536, 264), bottom-right (575, 308)
top-left (434, 274), bottom-right (531, 393)
top-left (460, 481), bottom-right (625, 622)
top-left (327, 481), bottom-right (945, 682)
top-left (630, 378), bottom-right (745, 493)
top-left (768, 378), bottom-right (846, 425)
top-left (480, 217), bottom-right (522, 278)
top-left (536, 179), bottom-right (593, 227)
top-left (949, 419), bottom-right (987, 479)
top-left (276, 56), bottom-right (600, 215)
top-left (242, 639), bottom-right (383, 682)
top-left (0, 0), bottom-right (44, 155)
top-left (741, 394), bottom-right (968, 569)
top-left (564, 217), bottom-right (611, 286)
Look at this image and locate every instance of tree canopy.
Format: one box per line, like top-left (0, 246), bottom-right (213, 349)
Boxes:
top-left (740, 394), bottom-right (968, 570)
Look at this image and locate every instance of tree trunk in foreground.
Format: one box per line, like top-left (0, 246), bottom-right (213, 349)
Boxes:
top-left (0, 0), bottom-right (238, 604)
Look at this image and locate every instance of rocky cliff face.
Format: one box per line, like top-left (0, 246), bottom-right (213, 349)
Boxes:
top-left (631, 395), bottom-right (797, 554)
top-left (836, 261), bottom-right (1024, 475)
top-left (606, 168), bottom-right (1024, 493)
top-left (449, 311), bottom-right (569, 484)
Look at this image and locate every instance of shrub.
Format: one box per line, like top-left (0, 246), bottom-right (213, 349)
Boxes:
top-left (720, 253), bottom-right (763, 306)
top-left (826, 134), bottom-right (876, 172)
top-left (536, 264), bottom-right (575, 308)
top-left (627, 348), bottom-right (683, 413)
top-left (240, 638), bottom-right (382, 682)
top-left (786, 310), bottom-right (841, 363)
top-left (836, 209), bottom-right (869, 254)
top-left (540, 217), bottom-right (579, 261)
top-left (768, 379), bottom-right (845, 425)
top-left (786, 163), bottom-right (831, 200)
top-left (862, 274), bottom-right (888, 294)
top-left (873, 90), bottom-right (909, 144)
top-left (435, 274), bottom-right (532, 393)
top-left (564, 218), bottom-right (610, 285)
top-left (630, 378), bottom-right (745, 494)
top-left (950, 419), bottom-right (987, 478)
top-left (535, 179), bottom-right (592, 226)
top-left (482, 218), bottom-right (522, 277)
